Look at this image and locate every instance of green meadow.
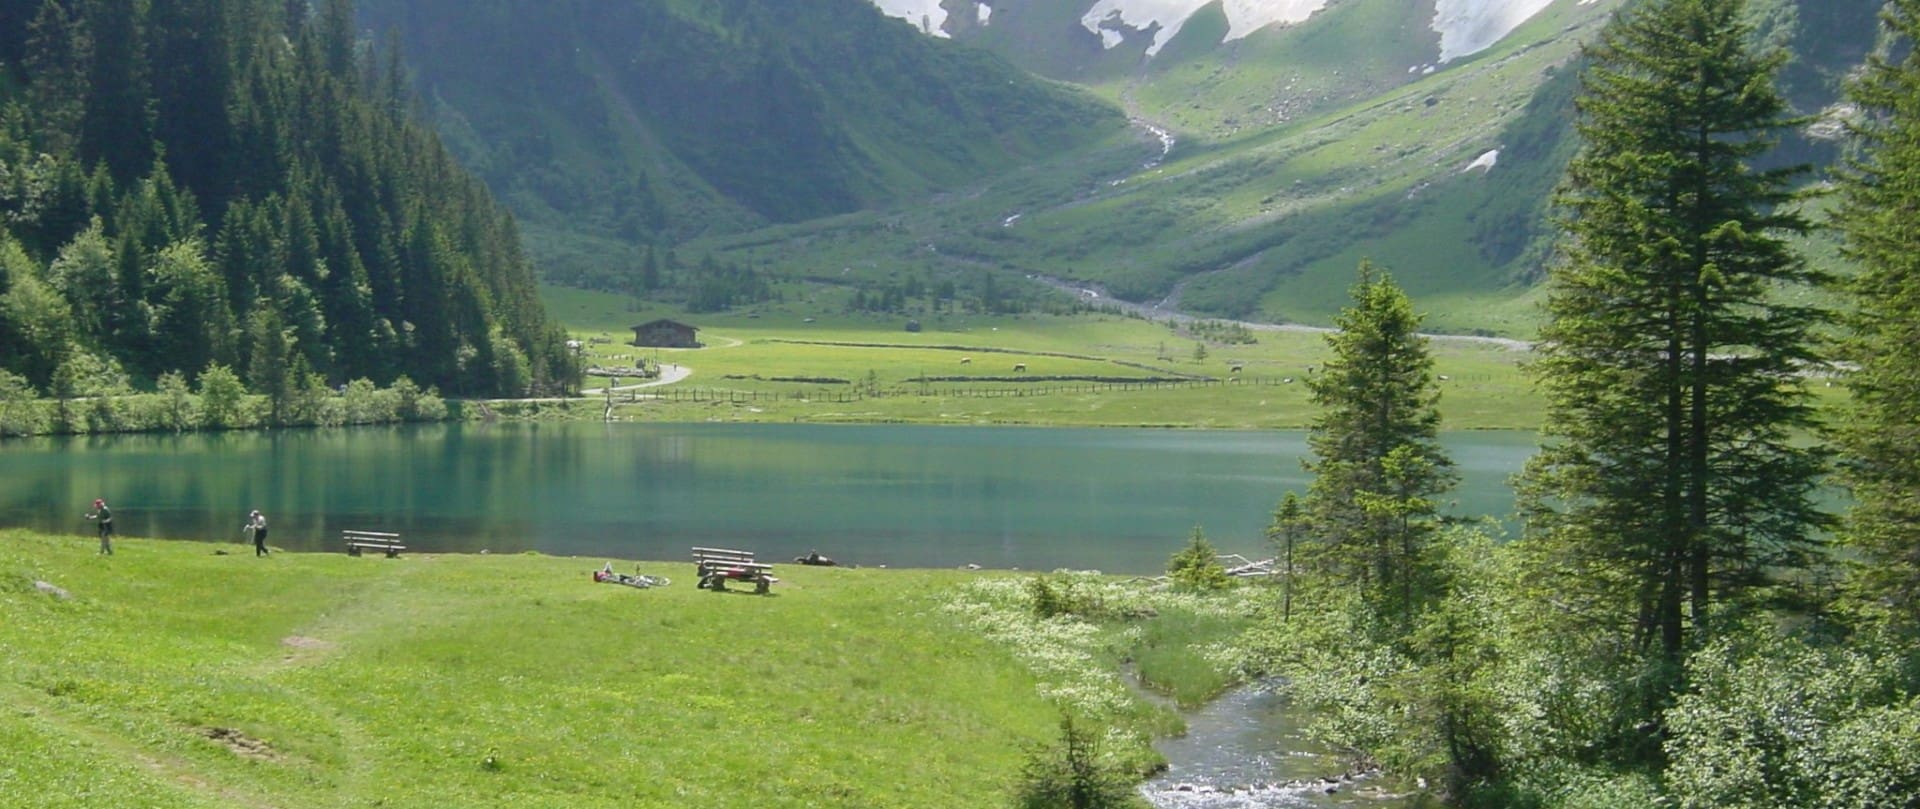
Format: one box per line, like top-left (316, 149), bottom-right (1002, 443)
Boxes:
top-left (0, 532), bottom-right (1277, 808)
top-left (0, 534), bottom-right (1049, 807)
top-left (543, 287), bottom-right (1551, 431)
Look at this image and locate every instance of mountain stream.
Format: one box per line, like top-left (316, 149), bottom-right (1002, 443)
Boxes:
top-left (1139, 681), bottom-right (1417, 808)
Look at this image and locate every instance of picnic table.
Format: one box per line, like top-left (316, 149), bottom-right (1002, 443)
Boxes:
top-left (692, 546), bottom-right (777, 594)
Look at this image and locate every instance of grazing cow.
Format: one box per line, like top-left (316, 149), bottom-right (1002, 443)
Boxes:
top-left (960, 357), bottom-right (971, 365)
top-left (1229, 365), bottom-right (1243, 374)
top-left (1013, 363), bottom-right (1027, 372)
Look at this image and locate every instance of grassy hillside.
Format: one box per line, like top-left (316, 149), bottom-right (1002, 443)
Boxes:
top-left (356, 0), bottom-right (1129, 287)
top-left (691, 0), bottom-right (1877, 336)
top-left (689, 0), bottom-right (1616, 336)
top-left (0, 531), bottom-right (1068, 807)
top-left (353, 0), bottom-right (1878, 337)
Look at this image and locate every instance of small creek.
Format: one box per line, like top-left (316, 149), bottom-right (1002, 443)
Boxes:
top-left (1140, 681), bottom-right (1416, 809)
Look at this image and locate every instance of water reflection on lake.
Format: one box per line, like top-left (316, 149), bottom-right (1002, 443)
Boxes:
top-left (0, 423), bottom-right (1537, 574)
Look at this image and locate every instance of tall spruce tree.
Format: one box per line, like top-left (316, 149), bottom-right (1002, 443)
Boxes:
top-left (1301, 263), bottom-right (1455, 635)
top-left (24, 0), bottom-right (90, 156)
top-left (1266, 491), bottom-right (1306, 624)
top-left (1517, 0), bottom-right (1829, 742)
top-left (77, 0), bottom-right (154, 182)
top-left (1835, 0), bottom-right (1920, 627)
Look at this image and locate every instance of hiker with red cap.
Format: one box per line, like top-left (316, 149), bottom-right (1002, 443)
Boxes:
top-left (86, 498), bottom-right (113, 555)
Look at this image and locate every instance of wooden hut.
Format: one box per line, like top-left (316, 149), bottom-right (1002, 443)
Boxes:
top-left (631, 319), bottom-right (700, 348)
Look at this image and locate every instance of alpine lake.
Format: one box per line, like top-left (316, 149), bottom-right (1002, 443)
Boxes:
top-left (0, 422), bottom-right (1537, 573)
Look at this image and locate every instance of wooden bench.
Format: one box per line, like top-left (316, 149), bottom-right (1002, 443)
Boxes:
top-left (692, 546), bottom-right (777, 594)
top-left (344, 530), bottom-right (405, 558)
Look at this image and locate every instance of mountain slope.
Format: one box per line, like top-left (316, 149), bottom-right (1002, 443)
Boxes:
top-left (781, 0), bottom-right (1876, 334)
top-left (692, 0), bottom-right (1617, 329)
top-left (883, 0), bottom-right (1563, 136)
top-left (354, 0), bottom-right (1129, 285)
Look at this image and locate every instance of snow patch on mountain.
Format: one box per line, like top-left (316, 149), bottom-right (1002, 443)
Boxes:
top-left (870, 0), bottom-right (1564, 62)
top-left (1434, 0), bottom-right (1558, 62)
top-left (1081, 0), bottom-right (1329, 56)
top-left (873, 0), bottom-right (952, 37)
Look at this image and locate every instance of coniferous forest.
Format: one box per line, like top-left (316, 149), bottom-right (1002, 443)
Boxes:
top-left (1236, 2), bottom-right (1920, 806)
top-left (0, 0), bottom-right (578, 410)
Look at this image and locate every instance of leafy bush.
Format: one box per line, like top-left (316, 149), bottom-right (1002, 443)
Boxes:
top-left (1029, 574), bottom-right (1111, 619)
top-left (0, 364), bottom-right (455, 436)
top-left (197, 364), bottom-right (248, 429)
top-left (1664, 628), bottom-right (1920, 809)
top-left (391, 376), bottom-right (447, 421)
top-left (0, 370), bottom-right (45, 437)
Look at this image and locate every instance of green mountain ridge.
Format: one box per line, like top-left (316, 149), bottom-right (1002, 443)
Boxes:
top-left (685, 0), bottom-right (1625, 334)
top-left (354, 0), bottom-right (1129, 288)
top-left (732, 0), bottom-right (1878, 335)
top-left (357, 0), bottom-right (1883, 336)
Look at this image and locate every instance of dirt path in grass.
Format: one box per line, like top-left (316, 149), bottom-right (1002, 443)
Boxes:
top-left (582, 363), bottom-right (691, 395)
top-left (4, 683), bottom-right (287, 809)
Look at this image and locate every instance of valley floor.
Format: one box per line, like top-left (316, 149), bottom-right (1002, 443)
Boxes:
top-left (548, 290), bottom-right (1553, 431)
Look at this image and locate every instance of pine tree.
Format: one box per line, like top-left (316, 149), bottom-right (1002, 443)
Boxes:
top-left (24, 0), bottom-right (91, 155)
top-left (640, 245), bottom-right (660, 292)
top-left (1265, 491), bottom-right (1306, 623)
top-left (1834, 0), bottom-right (1920, 627)
top-left (0, 0), bottom-right (38, 66)
top-left (1301, 262), bottom-right (1455, 636)
top-left (77, 0), bottom-right (155, 182)
top-left (315, 0), bottom-right (356, 83)
top-left (1517, 0), bottom-right (1829, 748)
top-left (245, 303), bottom-right (292, 423)
top-left (148, 0), bottom-right (235, 205)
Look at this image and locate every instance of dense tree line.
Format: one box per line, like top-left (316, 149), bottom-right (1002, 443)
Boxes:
top-left (842, 271), bottom-right (1025, 317)
top-left (0, 0), bottom-right (578, 407)
top-left (1253, 1), bottom-right (1920, 806)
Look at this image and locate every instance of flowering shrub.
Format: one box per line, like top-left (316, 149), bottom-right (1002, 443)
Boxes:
top-left (943, 571), bottom-right (1264, 721)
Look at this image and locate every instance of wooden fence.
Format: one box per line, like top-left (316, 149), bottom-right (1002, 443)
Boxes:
top-left (609, 374), bottom-right (1503, 405)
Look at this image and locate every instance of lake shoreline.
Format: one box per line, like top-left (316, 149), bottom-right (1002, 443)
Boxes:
top-left (0, 423), bottom-right (1541, 576)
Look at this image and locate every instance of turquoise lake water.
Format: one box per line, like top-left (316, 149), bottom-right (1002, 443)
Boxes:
top-left (0, 423), bottom-right (1538, 574)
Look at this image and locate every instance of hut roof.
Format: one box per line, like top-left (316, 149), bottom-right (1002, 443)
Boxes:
top-left (630, 319), bottom-right (697, 332)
